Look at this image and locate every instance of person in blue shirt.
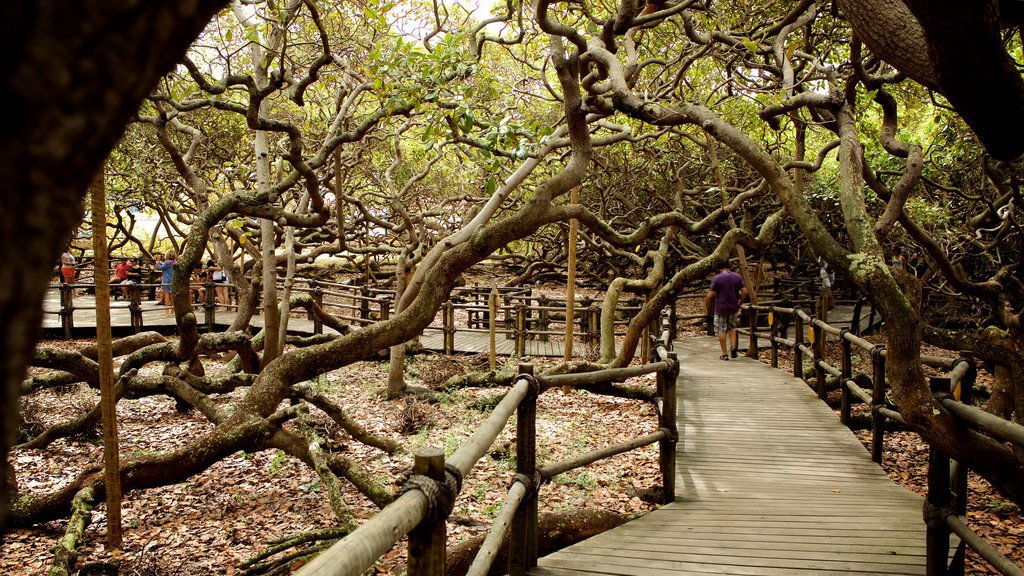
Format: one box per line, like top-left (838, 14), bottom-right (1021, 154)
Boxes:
top-left (156, 250), bottom-right (176, 313)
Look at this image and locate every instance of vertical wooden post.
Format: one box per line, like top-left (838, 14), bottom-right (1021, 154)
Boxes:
top-left (515, 304), bottom-right (526, 356)
top-left (564, 186), bottom-right (579, 362)
top-left (537, 295), bottom-right (550, 342)
top-left (925, 376), bottom-right (951, 576)
top-left (658, 352), bottom-right (678, 504)
top-left (851, 298), bottom-right (864, 335)
top-left (380, 297), bottom-right (391, 322)
top-left (489, 288), bottom-right (498, 371)
top-left (640, 321), bottom-right (650, 366)
top-left (443, 301), bottom-right (455, 355)
top-left (668, 296), bottom-right (678, 342)
top-left (508, 365), bottom-right (538, 576)
top-left (359, 286), bottom-right (370, 324)
top-left (951, 358), bottom-right (975, 517)
top-left (60, 283), bottom-right (75, 339)
top-left (407, 448), bottom-right (446, 576)
top-left (792, 309), bottom-right (804, 378)
top-left (870, 345), bottom-right (887, 464)
top-left (839, 330), bottom-right (852, 425)
top-left (812, 319), bottom-right (826, 400)
top-left (588, 305), bottom-right (600, 346)
top-left (769, 306), bottom-right (778, 368)
top-left (705, 296), bottom-right (715, 336)
top-left (129, 284), bottom-right (143, 334)
top-left (204, 280), bottom-right (216, 332)
top-left (90, 170), bottom-right (122, 549)
top-left (311, 281), bottom-right (323, 335)
top-left (747, 306), bottom-right (759, 358)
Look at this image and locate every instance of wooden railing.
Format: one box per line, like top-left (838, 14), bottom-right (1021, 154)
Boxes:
top-left (743, 303), bottom-right (1024, 576)
top-left (296, 331), bottom-right (679, 576)
top-left (46, 276), bottom-right (678, 360)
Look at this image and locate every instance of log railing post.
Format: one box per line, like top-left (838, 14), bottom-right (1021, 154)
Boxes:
top-left (488, 289), bottom-right (497, 371)
top-left (311, 281), bottom-right (323, 335)
top-left (204, 280), bottom-right (216, 332)
top-left (792, 308), bottom-right (804, 378)
top-left (839, 329), bottom-right (852, 425)
top-left (508, 365), bottom-right (538, 576)
top-left (951, 357), bottom-right (975, 518)
top-left (537, 295), bottom-right (549, 342)
top-left (380, 297), bottom-right (392, 322)
top-left (870, 344), bottom-right (887, 464)
top-left (587, 305), bottom-right (600, 346)
top-left (60, 283), bottom-right (75, 339)
top-left (579, 297), bottom-right (591, 342)
top-left (851, 298), bottom-right (864, 335)
top-left (668, 297), bottom-right (678, 342)
top-left (443, 300), bottom-right (455, 355)
top-left (129, 284), bottom-right (144, 334)
top-left (515, 304), bottom-right (526, 356)
top-left (812, 319), bottom-right (826, 400)
top-left (407, 448), bottom-right (447, 576)
top-left (769, 306), bottom-right (778, 368)
top-left (658, 352), bottom-right (679, 504)
top-left (925, 375), bottom-right (952, 576)
top-left (359, 286), bottom-right (370, 324)
top-left (503, 294), bottom-right (515, 340)
top-left (705, 296), bottom-right (715, 336)
top-left (747, 306), bottom-right (759, 358)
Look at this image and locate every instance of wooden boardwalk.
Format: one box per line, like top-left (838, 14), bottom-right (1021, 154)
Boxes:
top-left (532, 336), bottom-right (926, 576)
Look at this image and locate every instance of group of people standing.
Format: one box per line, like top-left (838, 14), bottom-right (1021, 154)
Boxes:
top-left (58, 249), bottom-right (229, 312)
top-left (154, 251), bottom-right (229, 312)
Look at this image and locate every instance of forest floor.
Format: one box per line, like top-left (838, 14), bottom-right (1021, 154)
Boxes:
top-left (2, 284), bottom-right (1022, 575)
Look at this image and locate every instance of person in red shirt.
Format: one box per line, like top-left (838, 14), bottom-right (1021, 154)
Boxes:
top-left (110, 258), bottom-right (131, 299)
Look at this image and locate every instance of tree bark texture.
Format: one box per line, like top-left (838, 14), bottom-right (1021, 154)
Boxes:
top-left (0, 0), bottom-right (229, 533)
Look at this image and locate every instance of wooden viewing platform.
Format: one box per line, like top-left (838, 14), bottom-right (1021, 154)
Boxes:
top-left (531, 336), bottom-right (926, 576)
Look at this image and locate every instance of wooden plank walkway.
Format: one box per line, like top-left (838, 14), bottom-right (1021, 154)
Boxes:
top-left (532, 336), bottom-right (926, 576)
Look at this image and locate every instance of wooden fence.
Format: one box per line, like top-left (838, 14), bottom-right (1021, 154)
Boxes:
top-left (44, 276), bottom-right (684, 358)
top-left (743, 303), bottom-right (1024, 576)
top-left (295, 331), bottom-right (678, 576)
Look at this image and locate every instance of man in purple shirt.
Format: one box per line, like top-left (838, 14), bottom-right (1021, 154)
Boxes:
top-left (705, 261), bottom-right (748, 360)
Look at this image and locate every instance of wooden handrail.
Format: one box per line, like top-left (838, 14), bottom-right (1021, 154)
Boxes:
top-left (748, 303), bottom-right (1024, 576)
top-left (295, 343), bottom-right (678, 576)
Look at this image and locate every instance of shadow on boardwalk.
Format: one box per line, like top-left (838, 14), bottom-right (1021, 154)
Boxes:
top-left (532, 336), bottom-right (925, 576)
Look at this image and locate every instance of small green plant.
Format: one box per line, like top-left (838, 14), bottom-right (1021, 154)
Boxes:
top-left (558, 470), bottom-right (598, 491)
top-left (311, 373), bottom-right (335, 394)
top-left (268, 449), bottom-right (288, 476)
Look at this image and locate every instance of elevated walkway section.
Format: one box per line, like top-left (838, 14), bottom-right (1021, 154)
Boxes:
top-left (532, 337), bottom-right (925, 575)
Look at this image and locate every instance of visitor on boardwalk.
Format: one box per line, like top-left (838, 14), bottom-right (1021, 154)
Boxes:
top-left (123, 257), bottom-right (142, 298)
top-left (156, 250), bottom-right (176, 314)
top-left (206, 259), bottom-right (228, 308)
top-left (110, 258), bottom-right (130, 298)
top-left (705, 260), bottom-right (747, 360)
top-left (818, 259), bottom-right (835, 312)
top-left (59, 249), bottom-right (76, 284)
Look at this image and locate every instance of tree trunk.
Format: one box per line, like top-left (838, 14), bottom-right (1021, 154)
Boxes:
top-left (0, 0), bottom-right (230, 533)
top-left (90, 171), bottom-right (122, 548)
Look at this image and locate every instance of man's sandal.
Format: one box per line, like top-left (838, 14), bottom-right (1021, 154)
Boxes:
top-left (719, 354), bottom-right (729, 361)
